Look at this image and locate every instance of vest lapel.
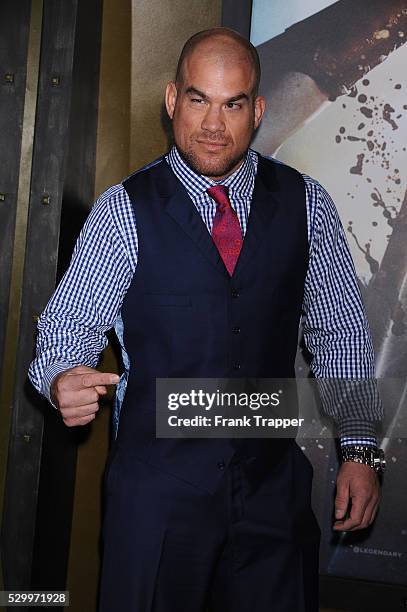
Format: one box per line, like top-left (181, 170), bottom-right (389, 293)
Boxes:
top-left (158, 161), bottom-right (230, 279)
top-left (232, 156), bottom-right (279, 279)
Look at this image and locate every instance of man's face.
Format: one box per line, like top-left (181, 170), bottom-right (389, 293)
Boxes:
top-left (165, 42), bottom-right (265, 180)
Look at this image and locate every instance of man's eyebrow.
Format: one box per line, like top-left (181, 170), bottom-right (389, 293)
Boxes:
top-left (227, 92), bottom-right (249, 103)
top-left (184, 88), bottom-right (249, 103)
top-left (185, 87), bottom-right (208, 98)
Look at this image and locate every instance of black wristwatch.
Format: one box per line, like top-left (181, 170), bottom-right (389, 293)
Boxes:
top-left (341, 445), bottom-right (386, 473)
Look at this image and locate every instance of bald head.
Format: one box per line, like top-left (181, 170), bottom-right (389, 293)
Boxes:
top-left (175, 28), bottom-right (261, 96)
top-left (165, 27), bottom-right (265, 181)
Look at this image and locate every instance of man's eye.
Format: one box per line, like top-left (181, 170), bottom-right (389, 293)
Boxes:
top-left (191, 98), bottom-right (205, 104)
top-left (226, 102), bottom-right (241, 110)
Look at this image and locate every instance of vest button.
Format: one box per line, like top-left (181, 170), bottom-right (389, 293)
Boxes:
top-left (232, 362), bottom-right (241, 370)
top-left (217, 461), bottom-right (225, 470)
top-left (231, 290), bottom-right (240, 298)
top-left (232, 326), bottom-right (241, 334)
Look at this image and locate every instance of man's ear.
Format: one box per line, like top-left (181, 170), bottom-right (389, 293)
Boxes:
top-left (254, 95), bottom-right (266, 130)
top-left (165, 82), bottom-right (177, 119)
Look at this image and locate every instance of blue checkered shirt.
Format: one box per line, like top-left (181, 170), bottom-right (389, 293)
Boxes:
top-left (28, 146), bottom-right (382, 447)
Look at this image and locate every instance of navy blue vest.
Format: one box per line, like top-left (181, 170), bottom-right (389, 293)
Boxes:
top-left (117, 154), bottom-right (308, 492)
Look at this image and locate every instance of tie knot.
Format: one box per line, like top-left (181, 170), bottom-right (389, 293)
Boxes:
top-left (207, 185), bottom-right (231, 212)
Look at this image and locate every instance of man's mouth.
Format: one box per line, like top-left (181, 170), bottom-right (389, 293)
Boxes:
top-left (196, 139), bottom-right (228, 148)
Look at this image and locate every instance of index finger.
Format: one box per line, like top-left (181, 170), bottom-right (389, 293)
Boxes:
top-left (67, 371), bottom-right (120, 390)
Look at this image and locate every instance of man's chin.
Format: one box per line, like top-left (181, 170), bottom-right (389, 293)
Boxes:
top-left (180, 149), bottom-right (243, 179)
top-left (196, 161), bottom-right (232, 178)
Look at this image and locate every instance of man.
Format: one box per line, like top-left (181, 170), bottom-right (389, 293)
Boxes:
top-left (29, 28), bottom-right (383, 611)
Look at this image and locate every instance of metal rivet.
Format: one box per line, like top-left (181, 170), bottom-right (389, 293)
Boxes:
top-left (51, 75), bottom-right (60, 86)
top-left (23, 434), bottom-right (31, 443)
top-left (41, 194), bottom-right (51, 205)
top-left (5, 73), bottom-right (14, 83)
top-left (0, 193), bottom-right (5, 202)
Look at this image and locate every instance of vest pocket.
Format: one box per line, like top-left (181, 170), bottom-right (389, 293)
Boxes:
top-left (143, 294), bottom-right (191, 307)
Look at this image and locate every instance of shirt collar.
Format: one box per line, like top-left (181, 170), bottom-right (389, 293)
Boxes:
top-left (166, 145), bottom-right (257, 201)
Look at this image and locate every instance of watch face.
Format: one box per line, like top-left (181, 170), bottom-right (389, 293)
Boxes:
top-left (373, 450), bottom-right (386, 471)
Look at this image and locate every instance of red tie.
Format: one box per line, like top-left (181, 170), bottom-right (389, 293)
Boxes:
top-left (207, 185), bottom-right (243, 276)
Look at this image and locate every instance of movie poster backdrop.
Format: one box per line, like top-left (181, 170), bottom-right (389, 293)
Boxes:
top-left (250, 0), bottom-right (407, 586)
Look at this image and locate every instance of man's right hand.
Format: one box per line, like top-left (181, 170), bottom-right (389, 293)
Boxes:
top-left (51, 365), bottom-right (120, 427)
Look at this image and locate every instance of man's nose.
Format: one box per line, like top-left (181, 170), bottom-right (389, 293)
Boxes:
top-left (201, 105), bottom-right (226, 133)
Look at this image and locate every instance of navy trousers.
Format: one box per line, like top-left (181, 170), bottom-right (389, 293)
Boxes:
top-left (98, 442), bottom-right (320, 611)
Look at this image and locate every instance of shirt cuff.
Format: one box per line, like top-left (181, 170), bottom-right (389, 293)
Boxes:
top-left (336, 416), bottom-right (379, 440)
top-left (41, 362), bottom-right (79, 408)
top-left (340, 435), bottom-right (378, 449)
top-left (338, 416), bottom-right (378, 449)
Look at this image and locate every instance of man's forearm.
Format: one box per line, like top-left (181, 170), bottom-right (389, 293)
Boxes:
top-left (302, 179), bottom-right (383, 445)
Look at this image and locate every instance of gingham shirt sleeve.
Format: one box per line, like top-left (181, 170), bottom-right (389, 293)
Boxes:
top-left (302, 176), bottom-right (383, 447)
top-left (28, 184), bottom-right (137, 403)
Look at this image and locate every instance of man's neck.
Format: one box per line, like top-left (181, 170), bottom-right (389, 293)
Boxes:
top-left (166, 145), bottom-right (257, 199)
